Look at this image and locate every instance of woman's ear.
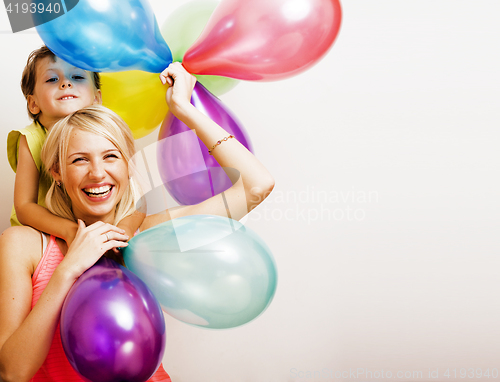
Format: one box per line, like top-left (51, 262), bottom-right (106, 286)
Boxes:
top-left (50, 163), bottom-right (62, 183)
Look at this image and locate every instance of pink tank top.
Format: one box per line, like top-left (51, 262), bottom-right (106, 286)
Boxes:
top-left (30, 235), bottom-right (171, 382)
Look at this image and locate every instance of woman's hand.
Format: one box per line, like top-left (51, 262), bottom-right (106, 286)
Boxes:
top-left (160, 62), bottom-right (197, 119)
top-left (59, 220), bottom-right (129, 281)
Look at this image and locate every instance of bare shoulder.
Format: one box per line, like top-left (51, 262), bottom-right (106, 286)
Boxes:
top-left (0, 226), bottom-right (42, 275)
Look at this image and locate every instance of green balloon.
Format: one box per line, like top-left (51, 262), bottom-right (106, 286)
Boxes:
top-left (161, 1), bottom-right (239, 96)
top-left (123, 215), bottom-right (278, 329)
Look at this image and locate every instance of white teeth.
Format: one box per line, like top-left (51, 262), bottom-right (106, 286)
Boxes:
top-left (85, 185), bottom-right (111, 194)
top-left (83, 185), bottom-right (112, 197)
top-left (60, 96), bottom-right (75, 100)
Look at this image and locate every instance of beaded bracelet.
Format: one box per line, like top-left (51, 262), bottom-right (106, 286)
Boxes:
top-left (208, 134), bottom-right (234, 155)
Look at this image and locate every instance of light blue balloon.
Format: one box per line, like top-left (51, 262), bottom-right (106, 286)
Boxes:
top-left (122, 215), bottom-right (277, 329)
top-left (35, 0), bottom-right (172, 73)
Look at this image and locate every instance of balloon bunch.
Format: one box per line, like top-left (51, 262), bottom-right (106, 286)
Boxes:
top-left (37, 0), bottom-right (341, 375)
top-left (37, 0), bottom-right (341, 200)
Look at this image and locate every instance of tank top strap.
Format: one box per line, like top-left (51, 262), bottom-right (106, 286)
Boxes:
top-left (32, 235), bottom-right (64, 309)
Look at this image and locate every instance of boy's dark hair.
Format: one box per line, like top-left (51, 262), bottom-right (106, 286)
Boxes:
top-left (21, 46), bottom-right (101, 120)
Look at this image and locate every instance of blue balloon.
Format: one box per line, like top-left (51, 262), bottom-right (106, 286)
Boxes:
top-left (122, 215), bottom-right (278, 329)
top-left (35, 0), bottom-right (172, 73)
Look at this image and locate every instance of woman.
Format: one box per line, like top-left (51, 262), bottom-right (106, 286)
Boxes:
top-left (0, 64), bottom-right (274, 381)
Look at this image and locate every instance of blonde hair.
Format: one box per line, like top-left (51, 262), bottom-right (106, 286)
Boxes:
top-left (41, 105), bottom-right (140, 225)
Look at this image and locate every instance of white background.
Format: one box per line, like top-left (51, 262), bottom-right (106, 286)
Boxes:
top-left (1, 1), bottom-right (499, 381)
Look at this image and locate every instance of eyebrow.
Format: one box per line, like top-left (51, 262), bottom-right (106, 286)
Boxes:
top-left (43, 67), bottom-right (86, 73)
top-left (67, 148), bottom-right (121, 159)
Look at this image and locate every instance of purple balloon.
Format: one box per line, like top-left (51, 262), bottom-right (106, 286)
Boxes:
top-left (60, 257), bottom-right (166, 382)
top-left (157, 82), bottom-right (253, 205)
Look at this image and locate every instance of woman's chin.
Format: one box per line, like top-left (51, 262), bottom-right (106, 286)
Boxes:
top-left (75, 189), bottom-right (121, 223)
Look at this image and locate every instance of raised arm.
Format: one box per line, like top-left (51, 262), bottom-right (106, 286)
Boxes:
top-left (14, 136), bottom-right (78, 245)
top-left (141, 63), bottom-right (274, 230)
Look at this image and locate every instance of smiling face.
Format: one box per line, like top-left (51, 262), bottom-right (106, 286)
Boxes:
top-left (54, 128), bottom-right (129, 225)
top-left (28, 56), bottom-right (101, 129)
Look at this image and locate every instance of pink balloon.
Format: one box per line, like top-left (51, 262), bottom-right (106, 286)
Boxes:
top-left (183, 0), bottom-right (342, 81)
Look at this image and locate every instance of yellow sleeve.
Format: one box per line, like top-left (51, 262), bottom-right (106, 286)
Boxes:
top-left (7, 121), bottom-right (47, 173)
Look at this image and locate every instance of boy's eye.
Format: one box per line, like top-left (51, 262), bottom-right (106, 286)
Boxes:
top-left (46, 77), bottom-right (58, 83)
top-left (72, 75), bottom-right (85, 80)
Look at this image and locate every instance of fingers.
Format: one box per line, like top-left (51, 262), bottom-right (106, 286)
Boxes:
top-left (161, 63), bottom-right (197, 115)
top-left (160, 62), bottom-right (181, 86)
top-left (159, 62), bottom-right (182, 83)
top-left (79, 220), bottom-right (126, 236)
top-left (75, 220), bottom-right (128, 247)
top-left (160, 71), bottom-right (173, 86)
top-left (77, 219), bottom-right (86, 230)
top-left (101, 230), bottom-right (129, 245)
top-left (101, 239), bottom-right (128, 253)
top-left (64, 221), bottom-right (130, 279)
top-left (160, 62), bottom-right (196, 87)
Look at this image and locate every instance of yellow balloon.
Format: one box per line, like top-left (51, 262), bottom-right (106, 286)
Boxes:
top-left (101, 71), bottom-right (168, 139)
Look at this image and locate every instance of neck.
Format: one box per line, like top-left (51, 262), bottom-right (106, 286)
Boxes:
top-left (74, 212), bottom-right (115, 227)
top-left (37, 115), bottom-right (59, 131)
top-left (35, 119), bottom-right (46, 130)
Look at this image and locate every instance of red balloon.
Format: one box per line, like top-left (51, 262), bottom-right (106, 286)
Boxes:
top-left (183, 0), bottom-right (342, 81)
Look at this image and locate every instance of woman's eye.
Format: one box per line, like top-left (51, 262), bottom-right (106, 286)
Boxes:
top-left (71, 157), bottom-right (85, 163)
top-left (105, 154), bottom-right (119, 160)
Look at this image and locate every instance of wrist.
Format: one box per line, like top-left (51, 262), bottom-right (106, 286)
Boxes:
top-left (62, 223), bottom-right (78, 243)
top-left (52, 263), bottom-right (79, 287)
top-left (172, 102), bottom-right (197, 124)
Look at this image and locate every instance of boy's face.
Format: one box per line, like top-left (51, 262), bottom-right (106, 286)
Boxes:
top-left (28, 56), bottom-right (102, 128)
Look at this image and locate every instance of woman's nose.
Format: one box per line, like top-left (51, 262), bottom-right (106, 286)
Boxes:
top-left (89, 162), bottom-right (105, 179)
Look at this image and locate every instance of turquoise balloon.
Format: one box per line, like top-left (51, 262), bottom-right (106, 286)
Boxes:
top-left (35, 0), bottom-right (172, 73)
top-left (122, 215), bottom-right (277, 329)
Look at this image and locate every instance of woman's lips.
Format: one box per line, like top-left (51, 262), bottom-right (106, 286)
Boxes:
top-left (82, 185), bottom-right (113, 199)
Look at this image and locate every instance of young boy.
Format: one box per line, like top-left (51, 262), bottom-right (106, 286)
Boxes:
top-left (7, 46), bottom-right (144, 247)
